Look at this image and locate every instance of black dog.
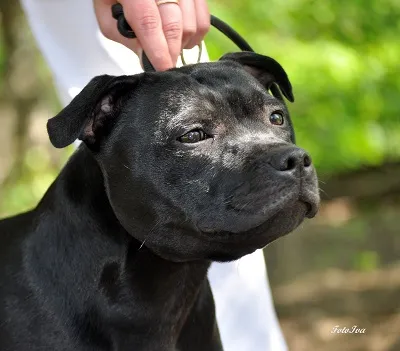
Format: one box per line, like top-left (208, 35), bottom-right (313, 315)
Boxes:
top-left (0, 52), bottom-right (319, 351)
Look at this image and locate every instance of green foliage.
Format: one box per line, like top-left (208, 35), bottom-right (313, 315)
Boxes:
top-left (0, 146), bottom-right (72, 218)
top-left (353, 250), bottom-right (380, 271)
top-left (208, 0), bottom-right (400, 174)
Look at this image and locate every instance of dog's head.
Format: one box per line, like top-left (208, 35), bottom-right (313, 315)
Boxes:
top-left (47, 52), bottom-right (320, 262)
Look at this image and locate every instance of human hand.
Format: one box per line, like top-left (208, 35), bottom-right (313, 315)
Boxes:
top-left (93, 0), bottom-right (210, 71)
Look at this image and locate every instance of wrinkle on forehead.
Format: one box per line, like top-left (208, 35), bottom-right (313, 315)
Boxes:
top-left (159, 88), bottom-right (223, 133)
top-left (153, 67), bottom-right (289, 141)
top-left (239, 128), bottom-right (287, 143)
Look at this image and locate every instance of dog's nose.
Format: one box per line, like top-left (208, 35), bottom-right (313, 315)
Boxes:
top-left (269, 146), bottom-right (312, 172)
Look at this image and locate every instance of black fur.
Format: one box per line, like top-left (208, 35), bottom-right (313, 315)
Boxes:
top-left (0, 52), bottom-right (319, 350)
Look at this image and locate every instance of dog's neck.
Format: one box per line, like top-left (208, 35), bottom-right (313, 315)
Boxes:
top-left (31, 146), bottom-right (210, 349)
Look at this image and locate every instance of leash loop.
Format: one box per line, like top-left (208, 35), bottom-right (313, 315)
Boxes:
top-left (181, 44), bottom-right (203, 66)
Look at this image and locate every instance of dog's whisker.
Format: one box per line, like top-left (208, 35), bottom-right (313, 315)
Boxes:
top-left (138, 239), bottom-right (147, 250)
top-left (318, 187), bottom-right (328, 196)
top-left (136, 214), bottom-right (161, 251)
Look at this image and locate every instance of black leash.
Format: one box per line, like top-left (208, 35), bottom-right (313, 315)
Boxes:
top-left (111, 4), bottom-right (254, 72)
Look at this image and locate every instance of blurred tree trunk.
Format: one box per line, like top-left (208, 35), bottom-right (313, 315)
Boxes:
top-left (0, 1), bottom-right (39, 184)
top-left (320, 162), bottom-right (400, 202)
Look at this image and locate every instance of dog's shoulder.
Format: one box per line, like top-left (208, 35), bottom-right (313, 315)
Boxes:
top-left (0, 211), bottom-right (36, 247)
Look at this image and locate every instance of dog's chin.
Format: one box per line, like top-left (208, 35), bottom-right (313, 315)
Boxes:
top-left (202, 201), bottom-right (311, 262)
top-left (146, 201), bottom-right (311, 263)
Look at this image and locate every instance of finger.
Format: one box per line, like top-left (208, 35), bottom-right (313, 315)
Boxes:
top-left (94, 0), bottom-right (142, 54)
top-left (120, 0), bottom-right (173, 71)
top-left (158, 2), bottom-right (183, 67)
top-left (185, 0), bottom-right (210, 49)
top-left (179, 0), bottom-right (197, 49)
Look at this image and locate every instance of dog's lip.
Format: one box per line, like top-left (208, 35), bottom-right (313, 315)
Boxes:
top-left (300, 191), bottom-right (320, 218)
top-left (228, 189), bottom-right (319, 218)
top-left (302, 201), bottom-right (315, 218)
top-left (227, 190), bottom-right (295, 214)
top-left (196, 197), bottom-right (297, 236)
top-left (197, 191), bottom-right (319, 236)
top-left (195, 200), bottom-right (309, 247)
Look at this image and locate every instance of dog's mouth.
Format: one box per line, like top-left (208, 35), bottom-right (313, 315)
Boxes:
top-left (191, 200), bottom-right (310, 260)
top-left (196, 191), bottom-right (319, 238)
top-left (138, 190), bottom-right (319, 263)
top-left (303, 201), bottom-right (314, 218)
top-left (227, 192), bottom-right (318, 218)
top-left (230, 187), bottom-right (319, 217)
top-left (302, 198), bottom-right (318, 218)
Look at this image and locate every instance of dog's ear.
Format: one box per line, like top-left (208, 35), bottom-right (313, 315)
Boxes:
top-left (220, 52), bottom-right (294, 102)
top-left (47, 75), bottom-right (140, 149)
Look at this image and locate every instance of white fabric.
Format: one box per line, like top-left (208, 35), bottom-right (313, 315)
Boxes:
top-left (20, 1), bottom-right (287, 350)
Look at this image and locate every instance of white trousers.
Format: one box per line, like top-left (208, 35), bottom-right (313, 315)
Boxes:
top-left (21, 1), bottom-right (287, 350)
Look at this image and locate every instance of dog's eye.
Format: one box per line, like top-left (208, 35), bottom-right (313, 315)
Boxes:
top-left (178, 130), bottom-right (208, 143)
top-left (269, 112), bottom-right (284, 126)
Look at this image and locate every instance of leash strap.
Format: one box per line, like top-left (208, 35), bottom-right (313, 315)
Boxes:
top-left (111, 4), bottom-right (254, 72)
